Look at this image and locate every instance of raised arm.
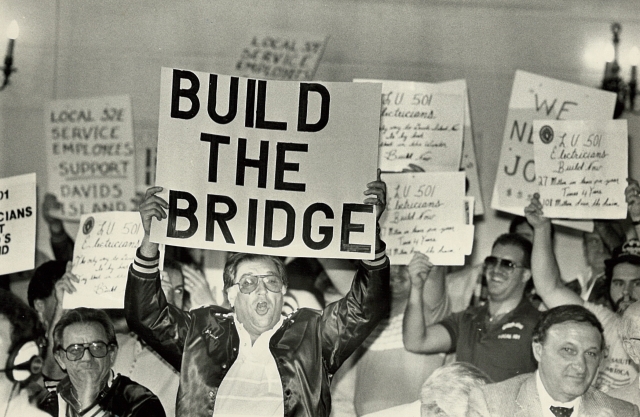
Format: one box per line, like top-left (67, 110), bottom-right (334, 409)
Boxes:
top-left (321, 171), bottom-right (391, 373)
top-left (124, 186), bottom-right (191, 370)
top-left (524, 193), bottom-right (583, 308)
top-left (407, 252), bottom-right (449, 323)
top-left (402, 252), bottom-right (452, 354)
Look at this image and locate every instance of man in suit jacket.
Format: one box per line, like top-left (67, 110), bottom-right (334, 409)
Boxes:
top-left (468, 305), bottom-right (639, 417)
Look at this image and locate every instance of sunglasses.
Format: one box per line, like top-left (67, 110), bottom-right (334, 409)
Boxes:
top-left (233, 274), bottom-right (284, 294)
top-left (483, 256), bottom-right (526, 273)
top-left (57, 341), bottom-right (113, 361)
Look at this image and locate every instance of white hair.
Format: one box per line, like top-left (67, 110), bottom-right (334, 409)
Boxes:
top-left (420, 362), bottom-right (492, 417)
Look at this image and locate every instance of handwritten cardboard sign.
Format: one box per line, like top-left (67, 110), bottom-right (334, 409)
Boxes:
top-left (440, 79), bottom-right (484, 216)
top-left (235, 33), bottom-right (328, 81)
top-left (380, 172), bottom-right (468, 265)
top-left (45, 95), bottom-right (136, 221)
top-left (355, 79), bottom-right (464, 173)
top-left (0, 173), bottom-right (36, 275)
top-left (491, 71), bottom-right (617, 216)
top-left (64, 212), bottom-right (144, 309)
top-left (533, 120), bottom-right (628, 219)
top-left (150, 68), bottom-right (381, 259)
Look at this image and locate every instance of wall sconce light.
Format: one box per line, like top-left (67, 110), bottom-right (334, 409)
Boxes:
top-left (0, 20), bottom-right (19, 91)
top-left (601, 23), bottom-right (638, 117)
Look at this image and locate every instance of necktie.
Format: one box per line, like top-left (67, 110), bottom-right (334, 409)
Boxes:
top-left (550, 406), bottom-right (574, 417)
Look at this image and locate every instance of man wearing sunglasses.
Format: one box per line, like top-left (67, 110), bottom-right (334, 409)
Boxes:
top-left (45, 308), bottom-right (165, 416)
top-left (125, 177), bottom-right (388, 417)
top-left (404, 233), bottom-right (541, 383)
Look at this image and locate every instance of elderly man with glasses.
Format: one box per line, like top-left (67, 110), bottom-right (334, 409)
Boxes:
top-left (46, 308), bottom-right (165, 417)
top-left (124, 178), bottom-right (389, 417)
top-left (403, 233), bottom-right (541, 383)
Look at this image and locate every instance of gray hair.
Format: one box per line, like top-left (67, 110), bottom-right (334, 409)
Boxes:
top-left (620, 301), bottom-right (640, 340)
top-left (420, 362), bottom-right (492, 417)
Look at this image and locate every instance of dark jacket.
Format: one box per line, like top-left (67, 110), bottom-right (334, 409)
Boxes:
top-left (124, 247), bottom-right (389, 417)
top-left (40, 374), bottom-right (165, 417)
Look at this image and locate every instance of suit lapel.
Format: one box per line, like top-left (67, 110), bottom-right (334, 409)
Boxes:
top-left (515, 375), bottom-right (544, 417)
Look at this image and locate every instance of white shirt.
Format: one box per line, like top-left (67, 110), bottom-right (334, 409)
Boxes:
top-left (536, 371), bottom-right (581, 417)
top-left (214, 315), bottom-right (285, 417)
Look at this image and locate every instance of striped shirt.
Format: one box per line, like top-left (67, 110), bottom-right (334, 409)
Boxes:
top-left (213, 316), bottom-right (285, 417)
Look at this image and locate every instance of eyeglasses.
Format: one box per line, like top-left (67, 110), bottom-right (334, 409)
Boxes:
top-left (233, 274), bottom-right (284, 294)
top-left (57, 341), bottom-right (113, 361)
top-left (483, 256), bottom-right (526, 273)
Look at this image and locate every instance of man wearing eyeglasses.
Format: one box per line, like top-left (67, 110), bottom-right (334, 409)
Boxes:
top-left (124, 178), bottom-right (389, 417)
top-left (46, 308), bottom-right (165, 416)
top-left (403, 233), bottom-right (541, 383)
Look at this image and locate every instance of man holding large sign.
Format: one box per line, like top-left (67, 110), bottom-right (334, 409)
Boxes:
top-left (126, 179), bottom-right (388, 417)
top-left (126, 69), bottom-right (390, 417)
top-left (150, 68), bottom-right (382, 259)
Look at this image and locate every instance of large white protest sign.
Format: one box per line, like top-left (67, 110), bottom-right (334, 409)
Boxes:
top-left (355, 79), bottom-right (464, 173)
top-left (150, 68), bottom-right (381, 259)
top-left (64, 212), bottom-right (144, 309)
top-left (45, 95), bottom-right (136, 221)
top-left (533, 120), bottom-right (628, 219)
top-left (235, 33), bottom-right (328, 81)
top-left (380, 172), bottom-right (468, 265)
top-left (491, 71), bottom-right (616, 216)
top-left (440, 79), bottom-right (484, 216)
top-left (0, 173), bottom-right (36, 275)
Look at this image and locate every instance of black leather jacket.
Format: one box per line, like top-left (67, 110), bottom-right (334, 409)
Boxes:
top-left (124, 247), bottom-right (389, 417)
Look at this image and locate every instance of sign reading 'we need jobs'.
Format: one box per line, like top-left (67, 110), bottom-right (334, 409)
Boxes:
top-left (150, 68), bottom-right (382, 259)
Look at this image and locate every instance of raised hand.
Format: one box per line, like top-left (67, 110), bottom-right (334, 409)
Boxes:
top-left (407, 252), bottom-right (433, 288)
top-left (524, 193), bottom-right (550, 229)
top-left (182, 264), bottom-right (218, 308)
top-left (364, 169), bottom-right (387, 222)
top-left (139, 186), bottom-right (168, 235)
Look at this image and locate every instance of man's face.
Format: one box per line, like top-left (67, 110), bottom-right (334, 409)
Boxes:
top-left (161, 267), bottom-right (185, 310)
top-left (583, 232), bottom-right (609, 273)
top-left (389, 265), bottom-right (411, 303)
top-left (485, 244), bottom-right (530, 302)
top-left (54, 322), bottom-right (116, 390)
top-left (533, 321), bottom-right (602, 403)
top-left (610, 263), bottom-right (640, 314)
top-left (228, 258), bottom-right (285, 340)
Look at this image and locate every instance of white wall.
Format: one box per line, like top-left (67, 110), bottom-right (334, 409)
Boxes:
top-left (2, 0), bottom-right (640, 283)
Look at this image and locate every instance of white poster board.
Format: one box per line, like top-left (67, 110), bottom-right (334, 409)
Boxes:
top-left (380, 172), bottom-right (468, 265)
top-left (440, 79), bottom-right (484, 216)
top-left (533, 120), bottom-right (628, 219)
top-left (235, 33), bottom-right (328, 81)
top-left (45, 95), bottom-right (136, 220)
top-left (0, 173), bottom-right (36, 275)
top-left (64, 212), bottom-right (145, 309)
top-left (491, 71), bottom-right (616, 216)
top-left (150, 68), bottom-right (381, 259)
top-left (355, 79), bottom-right (464, 173)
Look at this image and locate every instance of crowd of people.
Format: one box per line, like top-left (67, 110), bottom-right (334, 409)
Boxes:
top-left (2, 173), bottom-right (640, 416)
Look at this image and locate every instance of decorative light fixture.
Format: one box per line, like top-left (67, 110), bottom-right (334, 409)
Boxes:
top-left (0, 20), bottom-right (19, 91)
top-left (600, 23), bottom-right (638, 117)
